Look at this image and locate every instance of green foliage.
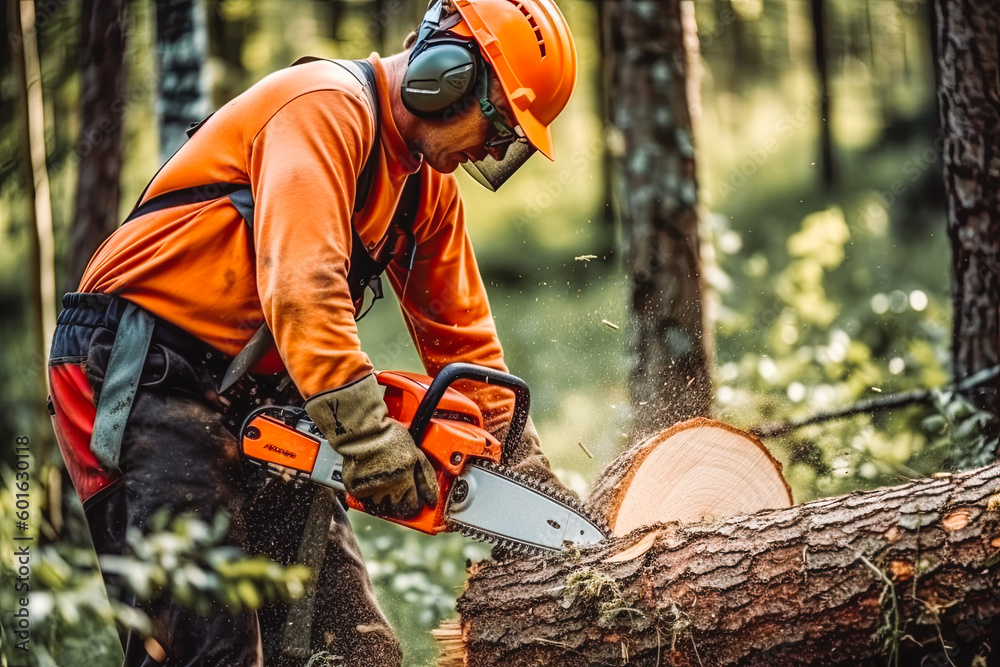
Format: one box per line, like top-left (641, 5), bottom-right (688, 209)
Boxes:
top-left (1, 464), bottom-right (121, 667)
top-left (99, 511), bottom-right (311, 618)
top-left (350, 513), bottom-right (489, 666)
top-left (0, 463), bottom-right (310, 667)
top-left (711, 186), bottom-right (955, 498)
top-left (922, 390), bottom-right (999, 470)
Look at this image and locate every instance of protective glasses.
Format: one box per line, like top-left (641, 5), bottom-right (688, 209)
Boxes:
top-left (480, 97), bottom-right (526, 153)
top-left (462, 65), bottom-right (536, 191)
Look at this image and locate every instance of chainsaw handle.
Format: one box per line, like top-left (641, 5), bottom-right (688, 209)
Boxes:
top-left (408, 363), bottom-right (530, 458)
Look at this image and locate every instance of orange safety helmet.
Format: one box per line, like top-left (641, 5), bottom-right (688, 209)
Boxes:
top-left (450, 0), bottom-right (578, 162)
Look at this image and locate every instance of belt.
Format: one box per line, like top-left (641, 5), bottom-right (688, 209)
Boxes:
top-left (56, 293), bottom-right (236, 469)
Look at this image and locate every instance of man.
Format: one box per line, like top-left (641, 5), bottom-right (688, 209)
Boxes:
top-left (48, 0), bottom-right (578, 664)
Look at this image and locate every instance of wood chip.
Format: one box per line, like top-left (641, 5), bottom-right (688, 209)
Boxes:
top-left (602, 319), bottom-right (619, 330)
top-left (889, 560), bottom-right (914, 582)
top-left (577, 441), bottom-right (594, 459)
top-left (433, 619), bottom-right (466, 667)
top-left (942, 508), bottom-right (971, 532)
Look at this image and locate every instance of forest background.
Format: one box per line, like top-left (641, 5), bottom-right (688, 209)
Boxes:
top-left (0, 0), bottom-right (987, 665)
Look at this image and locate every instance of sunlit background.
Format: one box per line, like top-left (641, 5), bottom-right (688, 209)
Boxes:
top-left (0, 0), bottom-right (958, 664)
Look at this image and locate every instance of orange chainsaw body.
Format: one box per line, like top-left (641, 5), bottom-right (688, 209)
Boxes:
top-left (242, 370), bottom-right (504, 535)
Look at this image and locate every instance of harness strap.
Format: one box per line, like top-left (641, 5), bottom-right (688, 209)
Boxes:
top-left (123, 182), bottom-right (251, 225)
top-left (90, 302), bottom-right (155, 470)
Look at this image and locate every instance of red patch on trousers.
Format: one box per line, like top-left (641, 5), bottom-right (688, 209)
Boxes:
top-left (49, 363), bottom-right (118, 502)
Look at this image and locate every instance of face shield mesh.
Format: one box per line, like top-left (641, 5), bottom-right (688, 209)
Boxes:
top-left (461, 141), bottom-right (536, 191)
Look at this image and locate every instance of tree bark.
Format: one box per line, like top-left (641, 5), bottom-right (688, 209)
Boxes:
top-left (68, 0), bottom-right (128, 292)
top-left (446, 463), bottom-right (1000, 666)
top-left (155, 0), bottom-right (210, 160)
top-left (934, 0), bottom-right (1000, 467)
top-left (603, 0), bottom-right (712, 440)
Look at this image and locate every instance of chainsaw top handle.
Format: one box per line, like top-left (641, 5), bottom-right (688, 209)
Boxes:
top-left (408, 363), bottom-right (530, 459)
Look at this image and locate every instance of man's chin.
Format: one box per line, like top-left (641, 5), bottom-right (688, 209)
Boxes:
top-left (429, 156), bottom-right (461, 174)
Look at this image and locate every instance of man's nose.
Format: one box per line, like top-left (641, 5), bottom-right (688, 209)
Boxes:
top-left (486, 142), bottom-right (509, 162)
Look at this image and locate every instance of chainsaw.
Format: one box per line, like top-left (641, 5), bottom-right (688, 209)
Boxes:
top-left (240, 363), bottom-right (608, 555)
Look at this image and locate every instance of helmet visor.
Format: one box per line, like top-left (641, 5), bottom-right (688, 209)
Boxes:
top-left (461, 140), bottom-right (535, 191)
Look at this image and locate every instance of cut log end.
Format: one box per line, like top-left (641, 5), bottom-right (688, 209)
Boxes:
top-left (599, 418), bottom-right (793, 534)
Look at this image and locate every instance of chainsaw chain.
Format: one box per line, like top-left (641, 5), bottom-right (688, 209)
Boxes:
top-left (450, 522), bottom-right (550, 558)
top-left (445, 459), bottom-right (610, 557)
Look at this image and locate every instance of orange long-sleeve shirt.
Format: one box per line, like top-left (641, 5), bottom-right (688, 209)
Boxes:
top-left (81, 55), bottom-right (512, 423)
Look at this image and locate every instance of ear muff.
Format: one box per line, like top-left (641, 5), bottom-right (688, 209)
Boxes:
top-left (401, 42), bottom-right (478, 117)
top-left (401, 0), bottom-right (480, 118)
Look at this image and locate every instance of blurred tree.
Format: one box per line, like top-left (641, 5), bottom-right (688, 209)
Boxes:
top-left (12, 0), bottom-right (58, 460)
top-left (594, 0), bottom-right (617, 256)
top-left (69, 0), bottom-right (129, 292)
top-left (602, 0), bottom-right (711, 439)
top-left (155, 0), bottom-right (210, 159)
top-left (207, 0), bottom-right (251, 106)
top-left (809, 0), bottom-right (835, 189)
top-left (933, 0), bottom-right (1000, 467)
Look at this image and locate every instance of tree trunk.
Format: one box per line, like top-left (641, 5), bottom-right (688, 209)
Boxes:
top-left (934, 0), bottom-right (1000, 467)
top-left (809, 0), bottom-right (835, 190)
top-left (68, 0), bottom-right (128, 292)
top-left (13, 1), bottom-right (58, 372)
top-left (444, 460), bottom-right (1000, 666)
top-left (604, 0), bottom-right (712, 440)
top-left (11, 0), bottom-right (58, 459)
top-left (595, 0), bottom-right (618, 259)
top-left (155, 0), bottom-right (210, 160)
top-left (206, 0), bottom-right (250, 107)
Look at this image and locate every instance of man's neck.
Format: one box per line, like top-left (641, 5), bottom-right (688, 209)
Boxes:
top-left (383, 53), bottom-right (419, 155)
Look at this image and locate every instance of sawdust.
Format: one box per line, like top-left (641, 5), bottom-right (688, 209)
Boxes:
top-left (304, 651), bottom-right (344, 666)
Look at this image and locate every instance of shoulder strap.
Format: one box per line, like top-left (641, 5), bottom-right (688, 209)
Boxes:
top-left (348, 170), bottom-right (423, 315)
top-left (291, 57), bottom-right (381, 213)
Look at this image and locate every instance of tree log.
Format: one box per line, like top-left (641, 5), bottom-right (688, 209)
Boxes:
top-left (441, 425), bottom-right (1000, 666)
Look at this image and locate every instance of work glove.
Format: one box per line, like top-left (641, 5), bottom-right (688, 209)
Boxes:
top-left (494, 416), bottom-right (580, 503)
top-left (305, 375), bottom-right (439, 519)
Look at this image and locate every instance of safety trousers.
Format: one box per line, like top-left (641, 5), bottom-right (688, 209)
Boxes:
top-left (49, 293), bottom-right (402, 667)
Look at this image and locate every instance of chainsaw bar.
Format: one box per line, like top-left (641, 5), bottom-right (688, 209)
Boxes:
top-left (445, 460), bottom-right (609, 556)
